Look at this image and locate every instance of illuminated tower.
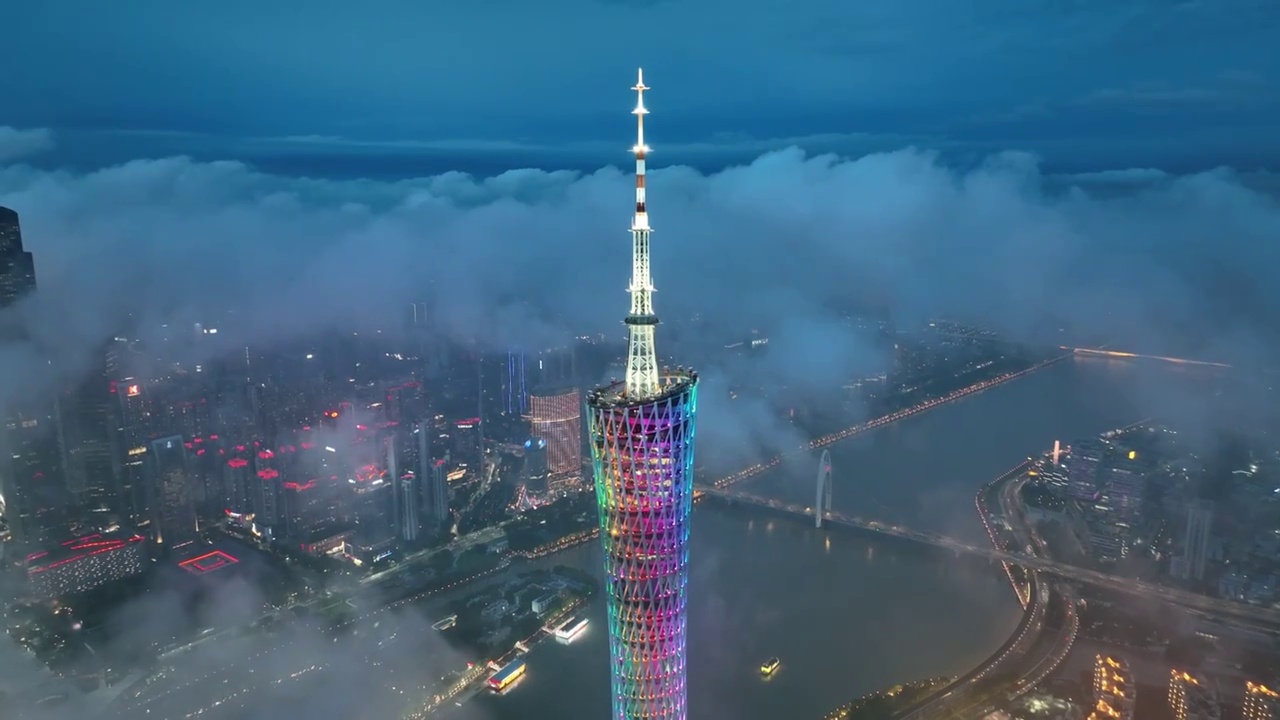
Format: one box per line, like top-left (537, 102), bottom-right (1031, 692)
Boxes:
top-left (586, 69), bottom-right (699, 720)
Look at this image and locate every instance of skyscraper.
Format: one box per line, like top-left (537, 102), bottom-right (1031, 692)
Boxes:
top-left (2, 406), bottom-right (67, 546)
top-left (0, 207), bottom-right (66, 546)
top-left (586, 70), bottom-right (699, 720)
top-left (416, 420), bottom-right (449, 531)
top-left (148, 435), bottom-right (200, 550)
top-left (530, 387), bottom-right (583, 476)
top-left (0, 206), bottom-right (37, 309)
top-left (504, 351), bottom-right (528, 416)
top-left (1174, 500), bottom-right (1212, 582)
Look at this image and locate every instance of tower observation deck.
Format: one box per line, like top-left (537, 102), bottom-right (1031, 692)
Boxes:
top-left (586, 69), bottom-right (700, 720)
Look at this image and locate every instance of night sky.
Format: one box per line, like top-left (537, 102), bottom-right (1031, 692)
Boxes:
top-left (3, 0), bottom-right (1279, 174)
top-left (1, 1), bottom-right (1279, 419)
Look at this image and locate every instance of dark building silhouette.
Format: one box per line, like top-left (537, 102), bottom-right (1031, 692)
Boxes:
top-left (0, 206), bottom-right (36, 309)
top-left (148, 436), bottom-right (200, 551)
top-left (0, 207), bottom-right (67, 546)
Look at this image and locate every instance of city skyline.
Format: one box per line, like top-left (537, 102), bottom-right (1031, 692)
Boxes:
top-left (0, 5), bottom-right (1278, 720)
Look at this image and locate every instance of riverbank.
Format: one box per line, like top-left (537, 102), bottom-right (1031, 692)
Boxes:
top-left (713, 352), bottom-right (1070, 490)
top-left (823, 677), bottom-right (952, 720)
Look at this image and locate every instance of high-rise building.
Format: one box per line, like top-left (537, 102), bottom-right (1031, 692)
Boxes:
top-left (223, 442), bottom-right (255, 515)
top-left (1088, 654), bottom-right (1135, 720)
top-left (1173, 500), bottom-right (1212, 582)
top-left (59, 371), bottom-right (118, 520)
top-left (387, 430), bottom-right (421, 543)
top-left (0, 206), bottom-right (37, 308)
top-left (504, 351), bottom-right (529, 416)
top-left (522, 437), bottom-right (550, 498)
top-left (586, 71), bottom-right (699, 720)
top-left (148, 436), bottom-right (200, 550)
top-left (534, 346), bottom-right (577, 389)
top-left (1100, 450), bottom-right (1145, 525)
top-left (422, 456), bottom-right (449, 527)
top-left (452, 417), bottom-right (483, 477)
top-left (0, 206), bottom-right (65, 547)
top-left (1066, 439), bottom-right (1105, 502)
top-left (114, 377), bottom-right (155, 524)
top-left (1244, 681), bottom-right (1280, 720)
top-left (1168, 670), bottom-right (1220, 720)
top-left (530, 387), bottom-right (583, 476)
top-left (2, 405), bottom-right (68, 546)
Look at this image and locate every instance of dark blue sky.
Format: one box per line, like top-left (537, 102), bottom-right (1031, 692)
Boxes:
top-left (3, 0), bottom-right (1278, 175)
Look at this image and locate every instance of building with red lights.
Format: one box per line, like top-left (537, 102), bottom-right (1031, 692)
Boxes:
top-left (529, 388), bottom-right (582, 477)
top-left (26, 531), bottom-right (147, 599)
top-left (223, 443), bottom-right (255, 515)
top-left (114, 375), bottom-right (155, 524)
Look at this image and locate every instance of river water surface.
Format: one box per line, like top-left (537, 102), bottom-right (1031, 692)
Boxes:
top-left (465, 356), bottom-right (1230, 720)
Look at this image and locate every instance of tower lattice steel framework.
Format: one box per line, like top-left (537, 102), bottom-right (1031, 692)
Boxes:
top-left (587, 69), bottom-right (699, 720)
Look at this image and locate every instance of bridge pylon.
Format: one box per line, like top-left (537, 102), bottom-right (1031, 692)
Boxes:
top-left (815, 449), bottom-right (832, 528)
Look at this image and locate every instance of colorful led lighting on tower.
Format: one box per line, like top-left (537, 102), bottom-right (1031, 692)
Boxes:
top-left (586, 68), bottom-right (699, 720)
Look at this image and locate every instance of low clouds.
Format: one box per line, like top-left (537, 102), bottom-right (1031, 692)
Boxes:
top-left (1, 138), bottom-right (1279, 418)
top-left (0, 126), bottom-right (53, 163)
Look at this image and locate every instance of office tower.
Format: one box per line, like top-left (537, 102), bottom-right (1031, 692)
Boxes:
top-left (452, 417), bottom-right (483, 477)
top-left (416, 421), bottom-right (449, 531)
top-left (0, 206), bottom-right (65, 546)
top-left (59, 371), bottom-right (118, 520)
top-left (350, 446), bottom-right (395, 543)
top-left (405, 301), bottom-right (429, 329)
top-left (424, 458), bottom-right (449, 528)
top-left (223, 443), bottom-right (254, 515)
top-left (383, 380), bottom-right (423, 425)
top-left (504, 351), bottom-right (528, 416)
top-left (1088, 655), bottom-right (1135, 720)
top-left (1101, 449), bottom-right (1145, 525)
top-left (148, 436), bottom-right (199, 550)
top-left (114, 377), bottom-right (155, 524)
top-left (388, 430), bottom-right (420, 543)
top-left (586, 71), bottom-right (699, 720)
top-left (1169, 670), bottom-right (1220, 720)
top-left (1174, 500), bottom-right (1212, 582)
top-left (0, 206), bottom-right (37, 308)
top-left (1066, 438), bottom-right (1104, 502)
top-left (251, 444), bottom-right (284, 530)
top-left (530, 387), bottom-right (583, 476)
top-left (522, 437), bottom-right (550, 498)
top-left (1244, 681), bottom-right (1280, 720)
top-left (535, 346), bottom-right (578, 388)
top-left (2, 405), bottom-right (68, 546)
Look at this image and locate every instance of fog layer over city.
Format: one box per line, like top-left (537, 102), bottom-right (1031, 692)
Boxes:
top-left (1, 126), bottom-right (1278, 719)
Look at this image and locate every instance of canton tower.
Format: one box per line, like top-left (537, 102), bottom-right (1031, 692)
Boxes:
top-left (586, 69), bottom-right (699, 720)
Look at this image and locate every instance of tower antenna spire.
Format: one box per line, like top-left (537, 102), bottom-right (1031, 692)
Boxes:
top-left (586, 70), bottom-right (700, 720)
top-left (623, 67), bottom-right (660, 398)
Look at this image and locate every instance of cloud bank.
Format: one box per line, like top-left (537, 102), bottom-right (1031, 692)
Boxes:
top-left (0, 126), bottom-right (54, 163)
top-left (2, 131), bottom-right (1280, 462)
top-left (2, 128), bottom-right (1280, 717)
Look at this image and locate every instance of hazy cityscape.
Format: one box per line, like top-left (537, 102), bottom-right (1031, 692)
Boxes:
top-left (3, 4), bottom-right (1280, 720)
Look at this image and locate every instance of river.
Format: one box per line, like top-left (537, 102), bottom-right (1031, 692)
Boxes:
top-left (461, 356), bottom-right (1231, 720)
